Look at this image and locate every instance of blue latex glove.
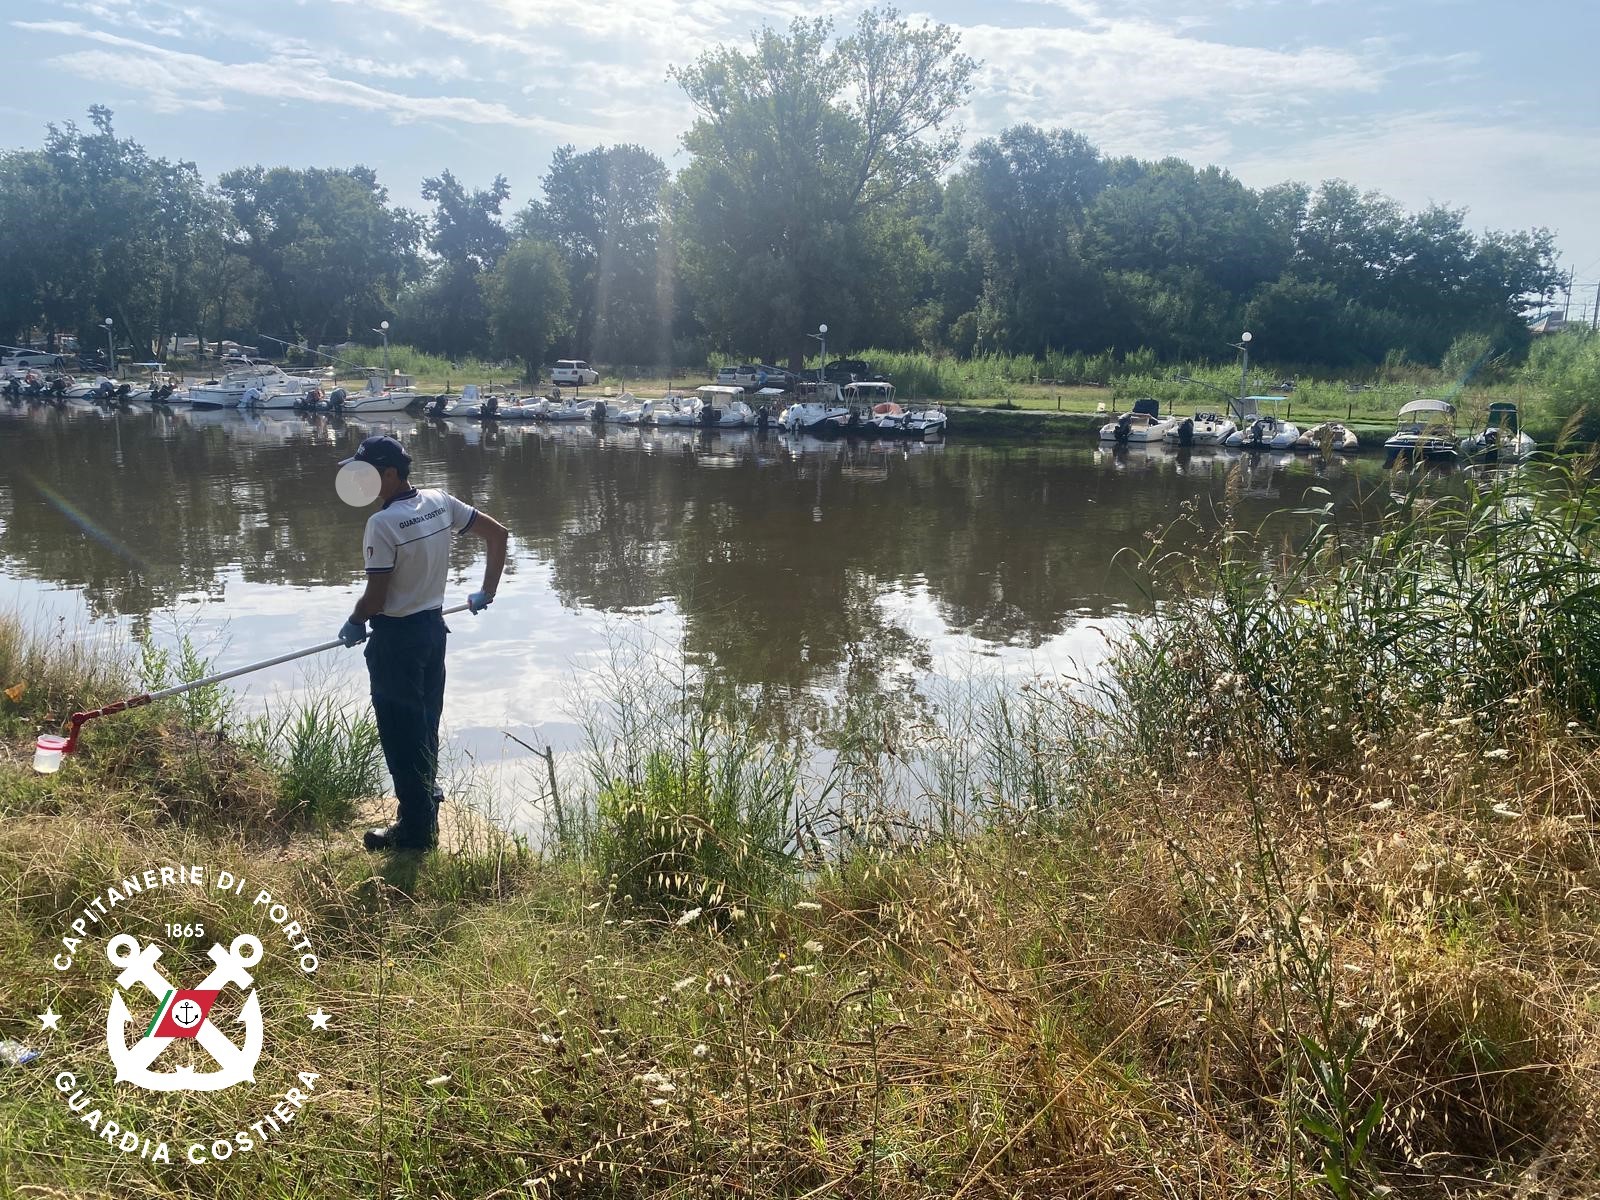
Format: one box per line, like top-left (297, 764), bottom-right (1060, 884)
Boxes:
top-left (338, 619), bottom-right (367, 647)
top-left (468, 591), bottom-right (493, 615)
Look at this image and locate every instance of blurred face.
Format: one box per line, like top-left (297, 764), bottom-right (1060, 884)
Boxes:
top-left (377, 465), bottom-right (407, 500)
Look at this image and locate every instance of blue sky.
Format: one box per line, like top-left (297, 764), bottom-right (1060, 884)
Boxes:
top-left (7, 0), bottom-right (1600, 315)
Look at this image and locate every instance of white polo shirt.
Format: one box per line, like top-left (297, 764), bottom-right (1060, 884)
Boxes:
top-left (363, 487), bottom-right (478, 617)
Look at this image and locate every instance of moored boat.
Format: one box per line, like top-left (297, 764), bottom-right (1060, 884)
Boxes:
top-left (1165, 410), bottom-right (1236, 447)
top-left (1383, 398), bottom-right (1458, 465)
top-left (1292, 421), bottom-right (1361, 454)
top-left (1459, 401), bottom-right (1534, 463)
top-left (1099, 397), bottom-right (1177, 444)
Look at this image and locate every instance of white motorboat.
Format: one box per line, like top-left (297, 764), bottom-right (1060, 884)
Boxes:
top-left (1099, 397), bottom-right (1177, 444)
top-left (338, 373), bottom-right (427, 414)
top-left (1292, 421), bottom-right (1361, 454)
top-left (904, 406), bottom-right (947, 437)
top-left (1459, 401), bottom-right (1534, 463)
top-left (653, 394), bottom-right (701, 427)
top-left (1224, 399), bottom-right (1300, 450)
top-left (1383, 398), bottom-right (1458, 465)
top-left (693, 386), bottom-right (753, 427)
top-left (850, 382), bottom-right (906, 434)
top-left (1227, 413), bottom-right (1301, 451)
top-left (1165, 410), bottom-right (1237, 447)
top-left (782, 398), bottom-right (850, 433)
top-left (188, 362), bottom-right (316, 410)
top-left (541, 397), bottom-right (590, 422)
top-left (614, 396), bottom-right (655, 425)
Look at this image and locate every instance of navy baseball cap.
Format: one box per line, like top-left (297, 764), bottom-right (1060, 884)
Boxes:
top-left (340, 435), bottom-right (411, 472)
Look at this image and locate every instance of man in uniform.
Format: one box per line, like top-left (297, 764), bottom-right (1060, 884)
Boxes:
top-left (337, 435), bottom-right (509, 851)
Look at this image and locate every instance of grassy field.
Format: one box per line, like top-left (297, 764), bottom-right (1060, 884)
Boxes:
top-left (3, 459), bottom-right (1598, 1197)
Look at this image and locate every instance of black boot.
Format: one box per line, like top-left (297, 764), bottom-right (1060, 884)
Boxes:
top-left (363, 823), bottom-right (435, 852)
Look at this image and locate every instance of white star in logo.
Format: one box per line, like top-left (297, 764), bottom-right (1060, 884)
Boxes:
top-left (38, 1008), bottom-right (61, 1031)
top-left (307, 1008), bottom-right (332, 1031)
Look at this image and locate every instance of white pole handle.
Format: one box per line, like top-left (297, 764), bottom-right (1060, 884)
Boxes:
top-left (144, 603), bottom-right (474, 702)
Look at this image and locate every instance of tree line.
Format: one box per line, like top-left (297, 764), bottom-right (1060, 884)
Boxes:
top-left (0, 8), bottom-right (1564, 381)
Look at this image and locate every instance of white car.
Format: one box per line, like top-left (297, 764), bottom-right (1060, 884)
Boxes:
top-left (2, 350), bottom-right (66, 371)
top-left (550, 359), bottom-right (599, 387)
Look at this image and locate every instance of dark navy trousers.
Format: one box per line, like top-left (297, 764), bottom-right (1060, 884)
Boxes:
top-left (364, 608), bottom-right (447, 844)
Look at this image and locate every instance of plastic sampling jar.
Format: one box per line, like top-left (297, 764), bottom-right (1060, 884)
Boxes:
top-left (33, 735), bottom-right (68, 774)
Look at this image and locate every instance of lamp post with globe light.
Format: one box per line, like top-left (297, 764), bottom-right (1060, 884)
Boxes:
top-left (807, 323), bottom-right (828, 388)
top-left (1228, 331), bottom-right (1253, 416)
top-left (102, 317), bottom-right (114, 376)
top-left (371, 319), bottom-right (390, 380)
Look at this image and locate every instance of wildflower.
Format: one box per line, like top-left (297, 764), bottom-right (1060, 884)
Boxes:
top-left (1369, 799), bottom-right (1394, 811)
top-left (793, 901), bottom-right (822, 912)
top-left (693, 1043), bottom-right (709, 1058)
top-left (426, 1074), bottom-right (451, 1087)
top-left (675, 907), bottom-right (703, 927)
top-left (803, 940), bottom-right (823, 954)
top-left (671, 976), bottom-right (698, 993)
top-left (1481, 748), bottom-right (1511, 760)
top-left (1491, 802), bottom-right (1522, 818)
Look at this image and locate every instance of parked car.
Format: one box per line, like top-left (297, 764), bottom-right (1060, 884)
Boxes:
top-left (756, 365), bottom-right (799, 390)
top-left (551, 359), bottom-right (600, 386)
top-left (715, 366), bottom-right (741, 387)
top-left (823, 358), bottom-right (872, 385)
top-left (1, 349), bottom-right (66, 371)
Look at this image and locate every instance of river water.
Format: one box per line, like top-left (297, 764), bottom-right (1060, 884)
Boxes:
top-left (0, 402), bottom-right (1394, 820)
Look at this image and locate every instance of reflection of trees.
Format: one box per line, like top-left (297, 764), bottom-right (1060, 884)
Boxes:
top-left (0, 411), bottom-right (1384, 708)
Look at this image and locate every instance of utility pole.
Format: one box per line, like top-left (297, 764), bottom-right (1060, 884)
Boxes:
top-left (1562, 268), bottom-right (1574, 324)
top-left (1591, 283), bottom-right (1599, 332)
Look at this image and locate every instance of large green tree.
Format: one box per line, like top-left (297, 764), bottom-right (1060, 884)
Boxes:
top-left (521, 144), bottom-right (669, 365)
top-left (218, 164), bottom-right (420, 348)
top-left (400, 170), bottom-right (510, 359)
top-left (486, 239), bottom-right (572, 382)
top-left (669, 6), bottom-right (976, 362)
top-left (0, 107), bottom-right (210, 356)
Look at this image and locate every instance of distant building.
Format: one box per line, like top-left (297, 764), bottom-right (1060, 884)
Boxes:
top-left (1527, 312), bottom-right (1567, 336)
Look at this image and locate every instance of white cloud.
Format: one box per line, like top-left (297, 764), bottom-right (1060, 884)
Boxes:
top-left (18, 21), bottom-right (604, 136)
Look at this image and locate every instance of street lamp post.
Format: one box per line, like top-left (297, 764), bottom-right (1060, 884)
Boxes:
top-left (1226, 330), bottom-right (1253, 417)
top-left (102, 317), bottom-right (115, 377)
top-left (371, 320), bottom-right (391, 380)
top-left (806, 323), bottom-right (828, 388)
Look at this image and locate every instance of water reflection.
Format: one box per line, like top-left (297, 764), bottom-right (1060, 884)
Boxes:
top-left (1, 404), bottom-right (1399, 760)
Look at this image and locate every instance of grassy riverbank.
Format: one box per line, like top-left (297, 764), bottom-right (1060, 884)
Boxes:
top-left (3, 462), bottom-right (1599, 1197)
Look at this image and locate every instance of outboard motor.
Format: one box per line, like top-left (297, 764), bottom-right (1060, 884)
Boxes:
top-left (3, 376), bottom-right (19, 400)
top-left (1177, 417), bottom-right (1194, 447)
top-left (428, 395), bottom-right (449, 418)
top-left (329, 386), bottom-right (347, 414)
top-left (1248, 418), bottom-right (1268, 448)
top-left (1114, 413), bottom-right (1133, 444)
top-left (1481, 427), bottom-right (1499, 465)
top-left (49, 375), bottom-right (67, 399)
top-left (153, 382), bottom-right (175, 404)
top-left (483, 394), bottom-right (499, 419)
top-left (300, 386), bottom-right (324, 412)
top-left (114, 383), bottom-right (132, 405)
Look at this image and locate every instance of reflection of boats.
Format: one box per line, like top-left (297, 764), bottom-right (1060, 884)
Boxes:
top-left (1384, 398), bottom-right (1458, 466)
top-left (1459, 401), bottom-right (1534, 463)
top-left (1292, 421), bottom-right (1360, 454)
top-left (1099, 398), bottom-right (1176, 444)
top-left (1165, 410), bottom-right (1236, 447)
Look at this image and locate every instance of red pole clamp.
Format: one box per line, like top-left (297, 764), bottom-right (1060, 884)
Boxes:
top-left (61, 694), bottom-right (152, 754)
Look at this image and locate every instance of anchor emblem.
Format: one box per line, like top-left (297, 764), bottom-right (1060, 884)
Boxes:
top-left (104, 933), bottom-right (265, 1093)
